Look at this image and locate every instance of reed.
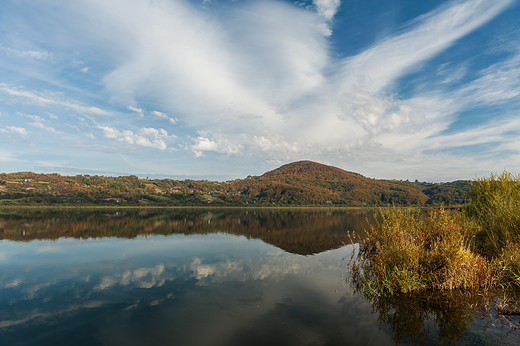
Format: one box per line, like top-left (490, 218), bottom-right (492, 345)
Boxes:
top-left (350, 206), bottom-right (499, 295)
top-left (465, 171), bottom-right (520, 256)
top-left (350, 172), bottom-right (520, 296)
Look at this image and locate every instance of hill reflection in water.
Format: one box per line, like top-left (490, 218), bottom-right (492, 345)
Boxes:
top-left (1, 208), bottom-right (520, 345)
top-left (0, 208), bottom-right (372, 255)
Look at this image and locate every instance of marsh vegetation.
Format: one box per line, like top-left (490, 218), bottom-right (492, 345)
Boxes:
top-left (350, 171), bottom-right (520, 294)
top-left (346, 172), bottom-right (520, 344)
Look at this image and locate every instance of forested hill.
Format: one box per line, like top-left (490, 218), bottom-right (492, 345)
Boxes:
top-left (0, 161), bottom-right (472, 206)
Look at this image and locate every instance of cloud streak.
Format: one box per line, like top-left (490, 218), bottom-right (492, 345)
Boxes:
top-left (0, 126), bottom-right (28, 136)
top-left (337, 0), bottom-right (514, 94)
top-left (0, 84), bottom-right (108, 116)
top-left (0, 45), bottom-right (52, 59)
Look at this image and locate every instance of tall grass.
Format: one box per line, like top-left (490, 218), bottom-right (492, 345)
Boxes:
top-left (350, 207), bottom-right (495, 295)
top-left (466, 171), bottom-right (520, 256)
top-left (350, 172), bottom-right (520, 296)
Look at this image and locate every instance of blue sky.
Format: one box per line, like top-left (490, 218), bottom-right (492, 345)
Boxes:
top-left (0, 0), bottom-right (519, 181)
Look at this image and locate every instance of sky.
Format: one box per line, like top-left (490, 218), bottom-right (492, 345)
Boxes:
top-left (0, 0), bottom-right (519, 182)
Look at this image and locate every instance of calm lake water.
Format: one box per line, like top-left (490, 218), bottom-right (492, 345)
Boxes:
top-left (1, 208), bottom-right (519, 345)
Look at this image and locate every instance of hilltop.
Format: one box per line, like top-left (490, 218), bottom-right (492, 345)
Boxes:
top-left (253, 161), bottom-right (427, 205)
top-left (0, 161), bottom-right (472, 206)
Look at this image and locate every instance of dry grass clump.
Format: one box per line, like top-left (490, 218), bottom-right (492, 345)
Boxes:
top-left (351, 172), bottom-right (520, 296)
top-left (349, 172), bottom-right (520, 296)
top-left (466, 171), bottom-right (520, 256)
top-left (498, 246), bottom-right (520, 288)
top-left (351, 207), bottom-right (495, 295)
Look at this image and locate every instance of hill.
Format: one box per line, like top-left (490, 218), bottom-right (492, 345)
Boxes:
top-left (235, 161), bottom-right (428, 205)
top-left (0, 161), bottom-right (472, 206)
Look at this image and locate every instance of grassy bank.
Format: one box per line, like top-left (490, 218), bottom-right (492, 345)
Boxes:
top-left (350, 172), bottom-right (520, 295)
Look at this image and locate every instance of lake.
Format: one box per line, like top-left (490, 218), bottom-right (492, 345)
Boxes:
top-left (1, 208), bottom-right (519, 345)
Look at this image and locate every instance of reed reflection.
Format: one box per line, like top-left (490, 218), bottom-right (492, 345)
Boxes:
top-left (354, 288), bottom-right (520, 345)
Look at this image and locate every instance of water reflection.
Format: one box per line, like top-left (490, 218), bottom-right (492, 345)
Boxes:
top-left (0, 208), bottom-right (520, 345)
top-left (1, 232), bottom-right (381, 345)
top-left (0, 208), bottom-right (372, 254)
top-left (357, 289), bottom-right (520, 345)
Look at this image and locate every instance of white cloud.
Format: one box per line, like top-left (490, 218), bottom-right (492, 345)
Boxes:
top-left (421, 115), bottom-right (520, 152)
top-left (190, 131), bottom-right (243, 157)
top-left (28, 121), bottom-right (61, 134)
top-left (127, 105), bottom-right (143, 115)
top-left (436, 63), bottom-right (468, 85)
top-left (64, 102), bottom-right (107, 115)
top-left (153, 110), bottom-right (177, 124)
top-left (27, 114), bottom-right (44, 122)
top-left (72, 0), bottom-right (330, 134)
top-left (457, 54), bottom-right (520, 105)
top-left (0, 84), bottom-right (109, 115)
top-left (77, 0), bottom-right (512, 166)
top-left (337, 0), bottom-right (514, 94)
top-left (367, 49), bottom-right (520, 158)
top-left (80, 67), bottom-right (89, 73)
top-left (339, 87), bottom-right (426, 136)
top-left (152, 110), bottom-right (166, 118)
top-left (139, 127), bottom-right (168, 139)
top-left (313, 0), bottom-right (341, 21)
top-left (99, 126), bottom-right (175, 150)
top-left (26, 114), bottom-right (62, 134)
top-left (250, 134), bottom-right (302, 155)
top-left (1, 86), bottom-right (54, 106)
top-left (0, 45), bottom-right (52, 59)
top-left (0, 0), bottom-right (517, 180)
top-left (1, 126), bottom-right (28, 136)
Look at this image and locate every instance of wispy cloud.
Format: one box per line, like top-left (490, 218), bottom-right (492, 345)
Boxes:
top-left (457, 53), bottom-right (520, 106)
top-left (0, 84), bottom-right (108, 116)
top-left (26, 114), bottom-right (62, 134)
top-left (153, 111), bottom-right (177, 124)
top-left (127, 106), bottom-right (143, 115)
top-left (0, 45), bottom-right (52, 59)
top-left (337, 0), bottom-right (514, 93)
top-left (0, 126), bottom-right (28, 136)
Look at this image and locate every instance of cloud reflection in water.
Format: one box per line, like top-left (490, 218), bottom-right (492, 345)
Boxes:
top-left (1, 233), bottom-right (372, 346)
